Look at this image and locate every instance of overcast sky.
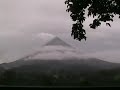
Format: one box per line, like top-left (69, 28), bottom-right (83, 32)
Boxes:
top-left (0, 0), bottom-right (120, 63)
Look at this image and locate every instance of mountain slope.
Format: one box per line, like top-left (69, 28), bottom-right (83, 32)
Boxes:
top-left (0, 37), bottom-right (120, 86)
top-left (44, 36), bottom-right (72, 47)
top-left (1, 37), bottom-right (120, 71)
top-left (0, 59), bottom-right (120, 86)
top-left (1, 58), bottom-right (120, 71)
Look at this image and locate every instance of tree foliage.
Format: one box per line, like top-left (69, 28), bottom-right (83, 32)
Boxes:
top-left (65, 0), bottom-right (120, 41)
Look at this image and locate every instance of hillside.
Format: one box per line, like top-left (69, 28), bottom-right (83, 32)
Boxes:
top-left (1, 58), bottom-right (120, 71)
top-left (0, 59), bottom-right (120, 86)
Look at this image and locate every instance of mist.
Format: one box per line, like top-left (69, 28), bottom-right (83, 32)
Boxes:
top-left (0, 0), bottom-right (120, 63)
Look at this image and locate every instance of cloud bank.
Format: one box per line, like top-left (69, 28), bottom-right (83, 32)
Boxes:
top-left (0, 0), bottom-right (120, 63)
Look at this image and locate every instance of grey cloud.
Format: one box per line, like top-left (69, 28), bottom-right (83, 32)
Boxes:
top-left (0, 0), bottom-right (120, 63)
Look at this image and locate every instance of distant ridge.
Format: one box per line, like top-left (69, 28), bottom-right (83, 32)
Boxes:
top-left (44, 36), bottom-right (72, 47)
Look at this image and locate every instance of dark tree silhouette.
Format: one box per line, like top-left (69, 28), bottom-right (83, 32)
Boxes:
top-left (65, 0), bottom-right (120, 41)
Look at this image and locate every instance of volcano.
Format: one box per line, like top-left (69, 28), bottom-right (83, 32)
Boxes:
top-left (19, 36), bottom-right (82, 61)
top-left (0, 37), bottom-right (120, 73)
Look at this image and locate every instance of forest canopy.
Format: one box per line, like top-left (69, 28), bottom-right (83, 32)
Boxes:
top-left (65, 0), bottom-right (120, 41)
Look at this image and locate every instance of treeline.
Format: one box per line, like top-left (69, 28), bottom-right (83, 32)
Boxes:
top-left (0, 68), bottom-right (120, 86)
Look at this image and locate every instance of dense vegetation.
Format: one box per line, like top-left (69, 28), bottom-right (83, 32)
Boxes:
top-left (0, 60), bottom-right (120, 86)
top-left (0, 67), bottom-right (120, 86)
